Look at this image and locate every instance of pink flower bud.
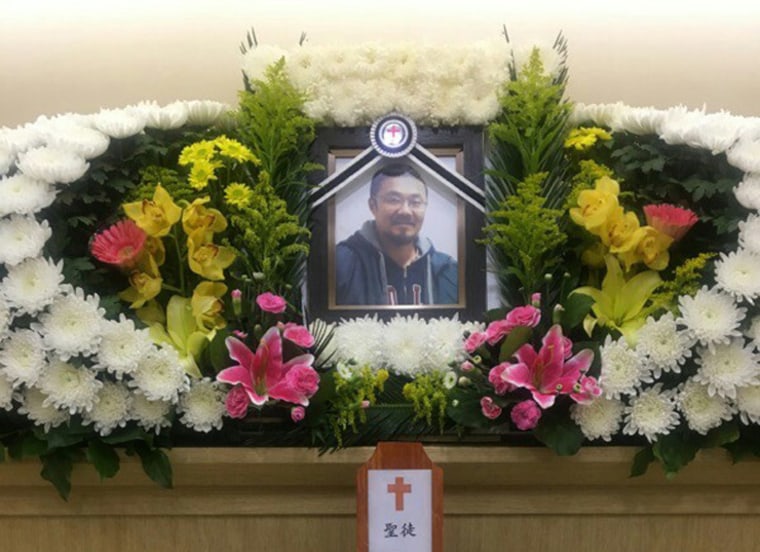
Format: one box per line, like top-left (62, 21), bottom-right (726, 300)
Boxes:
top-left (360, 400), bottom-right (371, 409)
top-left (460, 360), bottom-right (474, 372)
top-left (531, 292), bottom-right (541, 307)
top-left (290, 406), bottom-right (306, 423)
top-left (480, 396), bottom-right (502, 420)
top-left (231, 289), bottom-right (242, 300)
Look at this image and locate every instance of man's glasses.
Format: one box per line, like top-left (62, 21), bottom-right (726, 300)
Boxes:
top-left (377, 194), bottom-right (427, 210)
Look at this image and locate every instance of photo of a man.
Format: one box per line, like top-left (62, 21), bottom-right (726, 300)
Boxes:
top-left (335, 162), bottom-right (458, 306)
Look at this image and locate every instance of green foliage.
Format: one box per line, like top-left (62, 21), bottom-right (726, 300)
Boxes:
top-left (227, 171), bottom-right (311, 298)
top-left (533, 403), bottom-right (584, 456)
top-left (650, 253), bottom-right (716, 312)
top-left (328, 366), bottom-right (390, 446)
top-left (131, 442), bottom-right (173, 489)
top-left (41, 448), bottom-right (78, 501)
top-left (402, 373), bottom-right (450, 432)
top-left (484, 172), bottom-right (567, 303)
top-left (86, 440), bottom-right (121, 481)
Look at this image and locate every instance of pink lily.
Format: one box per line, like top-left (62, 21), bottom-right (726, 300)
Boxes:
top-left (217, 327), bottom-right (319, 407)
top-left (501, 325), bottom-right (594, 409)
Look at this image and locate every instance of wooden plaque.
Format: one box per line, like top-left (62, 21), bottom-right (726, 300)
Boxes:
top-left (357, 442), bottom-right (443, 552)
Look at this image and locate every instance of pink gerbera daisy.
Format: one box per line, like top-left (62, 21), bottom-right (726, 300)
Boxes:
top-left (643, 204), bottom-right (698, 242)
top-left (90, 219), bottom-right (147, 269)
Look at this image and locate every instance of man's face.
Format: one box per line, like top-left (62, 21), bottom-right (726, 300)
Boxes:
top-left (369, 174), bottom-right (427, 246)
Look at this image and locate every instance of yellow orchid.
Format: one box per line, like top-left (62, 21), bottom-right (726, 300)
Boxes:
top-left (620, 226), bottom-right (673, 271)
top-left (573, 255), bottom-right (662, 343)
top-left (148, 295), bottom-right (208, 378)
top-left (600, 207), bottom-right (641, 254)
top-left (569, 176), bottom-right (620, 234)
top-left (119, 254), bottom-right (163, 308)
top-left (182, 197), bottom-right (228, 235)
top-left (187, 228), bottom-right (236, 281)
top-left (123, 184), bottom-right (182, 238)
top-left (191, 281), bottom-right (228, 332)
top-left (143, 236), bottom-right (166, 266)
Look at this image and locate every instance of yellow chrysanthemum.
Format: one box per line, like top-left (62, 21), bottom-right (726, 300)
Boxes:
top-left (122, 184), bottom-right (182, 238)
top-left (188, 160), bottom-right (219, 190)
top-left (182, 197), bottom-right (228, 235)
top-left (216, 136), bottom-right (259, 164)
top-left (178, 140), bottom-right (216, 166)
top-left (224, 183), bottom-right (254, 208)
top-left (565, 127), bottom-right (613, 151)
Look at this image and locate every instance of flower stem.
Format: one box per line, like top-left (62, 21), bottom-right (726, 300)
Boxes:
top-left (172, 225), bottom-right (187, 295)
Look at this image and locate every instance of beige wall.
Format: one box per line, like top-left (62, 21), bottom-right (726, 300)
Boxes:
top-left (2, 0), bottom-right (760, 127)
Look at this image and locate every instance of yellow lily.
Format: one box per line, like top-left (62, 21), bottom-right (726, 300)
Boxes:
top-left (182, 196), bottom-right (228, 235)
top-left (187, 228), bottom-right (236, 281)
top-left (123, 184), bottom-right (182, 238)
top-left (191, 281), bottom-right (228, 332)
top-left (573, 255), bottom-right (662, 343)
top-left (148, 295), bottom-right (209, 378)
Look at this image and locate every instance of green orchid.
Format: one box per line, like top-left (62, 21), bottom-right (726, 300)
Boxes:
top-left (572, 255), bottom-right (662, 343)
top-left (147, 295), bottom-right (212, 378)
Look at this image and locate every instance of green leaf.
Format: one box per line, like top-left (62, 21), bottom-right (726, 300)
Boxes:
top-left (86, 440), bottom-right (120, 480)
top-left (630, 446), bottom-right (656, 477)
top-left (101, 426), bottom-right (151, 445)
top-left (207, 329), bottom-right (233, 373)
top-left (134, 443), bottom-right (173, 489)
top-left (498, 326), bottom-right (533, 362)
top-left (446, 388), bottom-right (492, 429)
top-left (7, 432), bottom-right (47, 459)
top-left (533, 405), bottom-right (584, 456)
top-left (41, 449), bottom-right (74, 501)
top-left (703, 422), bottom-right (740, 449)
top-left (560, 293), bottom-right (595, 331)
top-left (652, 431), bottom-right (700, 477)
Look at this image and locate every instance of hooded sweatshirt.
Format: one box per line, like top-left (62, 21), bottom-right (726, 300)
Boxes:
top-left (335, 221), bottom-right (458, 306)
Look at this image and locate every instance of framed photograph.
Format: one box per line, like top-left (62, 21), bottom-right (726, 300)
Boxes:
top-left (307, 119), bottom-right (486, 322)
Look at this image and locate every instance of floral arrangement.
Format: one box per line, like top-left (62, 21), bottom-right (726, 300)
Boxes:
top-left (2, 32), bottom-right (760, 498)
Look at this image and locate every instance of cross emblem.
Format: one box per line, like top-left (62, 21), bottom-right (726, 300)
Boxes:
top-left (387, 476), bottom-right (412, 511)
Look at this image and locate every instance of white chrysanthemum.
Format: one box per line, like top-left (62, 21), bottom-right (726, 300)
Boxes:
top-left (91, 108), bottom-right (146, 139)
top-left (425, 317), bottom-right (468, 372)
top-left (635, 312), bottom-right (694, 378)
top-left (0, 216), bottom-right (52, 266)
top-left (37, 359), bottom-right (102, 414)
top-left (33, 287), bottom-right (104, 360)
top-left (1, 257), bottom-right (64, 315)
top-left (570, 396), bottom-right (624, 442)
top-left (0, 374), bottom-right (15, 410)
top-left (657, 106), bottom-right (704, 146)
top-left (715, 249), bottom-right (760, 304)
top-left (332, 315), bottom-right (384, 368)
top-left (242, 44), bottom-right (289, 83)
top-left (83, 382), bottom-right (132, 436)
top-left (130, 346), bottom-right (188, 402)
top-left (623, 385), bottom-right (680, 442)
top-left (178, 379), bottom-right (226, 433)
top-left (734, 174), bottom-right (760, 211)
top-left (746, 316), bottom-right (760, 346)
top-left (16, 146), bottom-right (89, 184)
top-left (0, 124), bottom-right (45, 156)
top-left (678, 286), bottom-right (746, 348)
top-left (598, 335), bottom-right (652, 399)
top-left (383, 315), bottom-right (434, 375)
top-left (571, 102), bottom-right (626, 129)
top-left (0, 174), bottom-right (57, 217)
top-left (130, 101), bottom-right (189, 130)
top-left (0, 146), bottom-right (14, 175)
top-left (95, 315), bottom-right (152, 377)
top-left (739, 214), bottom-right (760, 255)
top-left (44, 124), bottom-right (110, 159)
top-left (680, 111), bottom-right (744, 154)
top-left (727, 138), bottom-right (760, 173)
top-left (678, 379), bottom-right (735, 434)
top-left (185, 100), bottom-right (229, 126)
top-left (17, 387), bottom-right (69, 431)
top-left (0, 296), bottom-right (10, 342)
top-left (130, 392), bottom-right (172, 434)
top-left (693, 339), bottom-right (760, 398)
top-left (613, 106), bottom-right (666, 136)
top-left (735, 384), bottom-right (760, 424)
top-left (0, 329), bottom-right (47, 387)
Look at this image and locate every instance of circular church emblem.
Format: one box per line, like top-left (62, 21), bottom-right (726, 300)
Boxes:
top-left (370, 113), bottom-right (417, 158)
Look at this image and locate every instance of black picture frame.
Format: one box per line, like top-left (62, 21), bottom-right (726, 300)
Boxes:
top-left (306, 125), bottom-right (486, 322)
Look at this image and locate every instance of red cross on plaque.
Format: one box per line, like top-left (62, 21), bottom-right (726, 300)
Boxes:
top-left (387, 476), bottom-right (412, 511)
top-left (386, 124), bottom-right (402, 139)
